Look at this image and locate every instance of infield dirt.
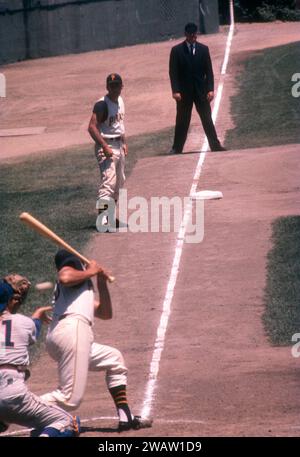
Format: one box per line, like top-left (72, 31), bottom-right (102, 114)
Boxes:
top-left (1, 22), bottom-right (300, 436)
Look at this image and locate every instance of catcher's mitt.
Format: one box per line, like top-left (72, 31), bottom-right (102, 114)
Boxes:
top-left (3, 273), bottom-right (31, 303)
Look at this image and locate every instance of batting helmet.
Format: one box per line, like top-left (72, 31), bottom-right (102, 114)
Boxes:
top-left (55, 249), bottom-right (83, 271)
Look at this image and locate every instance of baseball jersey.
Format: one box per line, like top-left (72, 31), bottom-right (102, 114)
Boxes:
top-left (93, 95), bottom-right (125, 138)
top-left (0, 311), bottom-right (37, 366)
top-left (52, 280), bottom-right (95, 325)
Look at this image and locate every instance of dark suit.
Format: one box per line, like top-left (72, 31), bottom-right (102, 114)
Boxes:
top-left (169, 40), bottom-right (221, 152)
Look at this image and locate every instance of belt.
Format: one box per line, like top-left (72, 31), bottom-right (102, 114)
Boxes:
top-left (109, 136), bottom-right (122, 141)
top-left (0, 364), bottom-right (30, 380)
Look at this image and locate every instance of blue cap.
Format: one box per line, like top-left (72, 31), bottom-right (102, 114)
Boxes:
top-left (0, 281), bottom-right (14, 313)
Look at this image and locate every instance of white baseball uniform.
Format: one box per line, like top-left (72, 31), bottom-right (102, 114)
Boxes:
top-left (94, 95), bottom-right (126, 205)
top-left (41, 271), bottom-right (128, 411)
top-left (0, 310), bottom-right (75, 433)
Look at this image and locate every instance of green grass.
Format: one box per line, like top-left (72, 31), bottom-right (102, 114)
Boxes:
top-left (0, 127), bottom-right (173, 320)
top-left (225, 41), bottom-right (300, 150)
top-left (262, 216), bottom-right (300, 346)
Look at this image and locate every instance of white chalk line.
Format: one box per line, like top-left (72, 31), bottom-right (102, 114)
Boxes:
top-left (140, 5), bottom-right (235, 420)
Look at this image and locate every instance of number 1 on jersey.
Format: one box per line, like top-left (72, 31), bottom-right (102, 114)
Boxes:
top-left (2, 320), bottom-right (14, 347)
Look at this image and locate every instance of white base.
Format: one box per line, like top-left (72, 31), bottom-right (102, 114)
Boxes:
top-left (191, 190), bottom-right (223, 200)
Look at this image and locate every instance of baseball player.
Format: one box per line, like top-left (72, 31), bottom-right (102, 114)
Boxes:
top-left (0, 274), bottom-right (80, 437)
top-left (88, 73), bottom-right (128, 232)
top-left (41, 249), bottom-right (152, 432)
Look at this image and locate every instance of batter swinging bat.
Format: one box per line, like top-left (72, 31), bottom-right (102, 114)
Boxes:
top-left (19, 212), bottom-right (115, 283)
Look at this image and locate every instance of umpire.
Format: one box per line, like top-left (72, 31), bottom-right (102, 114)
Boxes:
top-left (169, 22), bottom-right (226, 153)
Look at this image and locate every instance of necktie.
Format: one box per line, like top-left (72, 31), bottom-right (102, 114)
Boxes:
top-left (190, 44), bottom-right (194, 56)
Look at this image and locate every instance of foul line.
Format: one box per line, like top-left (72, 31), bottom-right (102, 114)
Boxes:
top-left (140, 4), bottom-right (235, 420)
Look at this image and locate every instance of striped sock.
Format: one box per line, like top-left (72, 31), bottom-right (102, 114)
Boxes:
top-left (109, 385), bottom-right (133, 423)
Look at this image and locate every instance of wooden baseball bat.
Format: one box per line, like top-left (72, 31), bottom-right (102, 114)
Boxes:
top-left (19, 212), bottom-right (115, 283)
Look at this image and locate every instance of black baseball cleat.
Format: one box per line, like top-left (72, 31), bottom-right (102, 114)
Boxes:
top-left (118, 416), bottom-right (153, 432)
top-left (169, 148), bottom-right (182, 154)
top-left (211, 145), bottom-right (227, 152)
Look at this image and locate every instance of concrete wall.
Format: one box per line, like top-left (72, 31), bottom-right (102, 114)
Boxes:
top-left (199, 0), bottom-right (219, 34)
top-left (0, 0), bottom-right (220, 65)
top-left (0, 1), bottom-right (26, 63)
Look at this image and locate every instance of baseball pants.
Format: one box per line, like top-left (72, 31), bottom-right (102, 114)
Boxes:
top-left (95, 139), bottom-right (125, 203)
top-left (0, 369), bottom-right (74, 431)
top-left (41, 315), bottom-right (128, 411)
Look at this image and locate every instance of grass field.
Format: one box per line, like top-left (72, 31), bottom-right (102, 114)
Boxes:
top-left (263, 216), bottom-right (300, 346)
top-left (225, 41), bottom-right (300, 149)
top-left (0, 127), bottom-right (173, 319)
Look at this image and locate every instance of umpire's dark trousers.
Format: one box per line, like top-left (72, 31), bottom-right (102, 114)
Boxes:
top-left (172, 93), bottom-right (220, 153)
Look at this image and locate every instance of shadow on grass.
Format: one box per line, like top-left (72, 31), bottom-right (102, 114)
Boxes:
top-left (262, 216), bottom-right (300, 346)
top-left (225, 41), bottom-right (300, 150)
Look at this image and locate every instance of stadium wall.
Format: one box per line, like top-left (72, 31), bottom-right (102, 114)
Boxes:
top-left (0, 0), bottom-right (220, 64)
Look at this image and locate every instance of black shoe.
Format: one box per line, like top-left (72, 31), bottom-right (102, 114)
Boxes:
top-left (211, 144), bottom-right (227, 152)
top-left (169, 148), bottom-right (182, 154)
top-left (118, 416), bottom-right (153, 432)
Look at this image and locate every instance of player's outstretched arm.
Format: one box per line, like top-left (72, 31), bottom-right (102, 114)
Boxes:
top-left (30, 305), bottom-right (53, 340)
top-left (94, 273), bottom-right (113, 320)
top-left (31, 306), bottom-right (53, 324)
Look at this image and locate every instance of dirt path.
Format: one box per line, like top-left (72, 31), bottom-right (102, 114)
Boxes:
top-left (1, 22), bottom-right (299, 162)
top-left (1, 22), bottom-right (300, 437)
